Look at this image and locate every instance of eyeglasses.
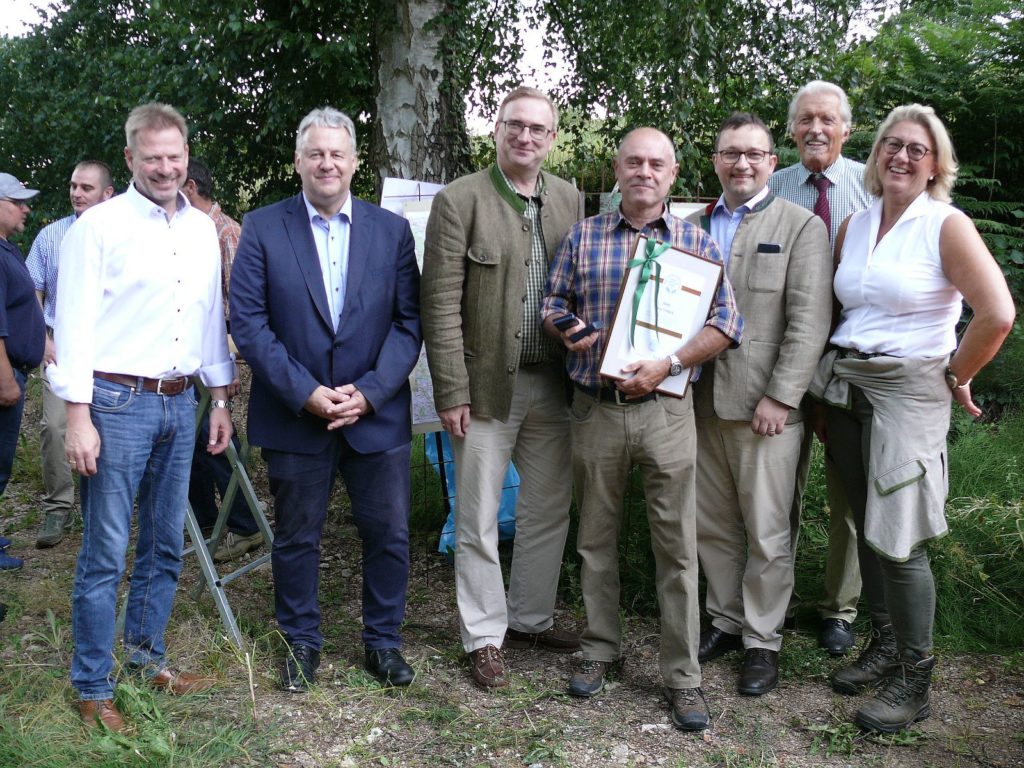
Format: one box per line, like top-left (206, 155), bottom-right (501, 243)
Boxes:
top-left (715, 149), bottom-right (771, 165)
top-left (880, 137), bottom-right (932, 161)
top-left (0, 198), bottom-right (30, 208)
top-left (500, 120), bottom-right (553, 141)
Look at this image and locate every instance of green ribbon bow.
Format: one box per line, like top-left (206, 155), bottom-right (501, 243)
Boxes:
top-left (627, 237), bottom-right (671, 348)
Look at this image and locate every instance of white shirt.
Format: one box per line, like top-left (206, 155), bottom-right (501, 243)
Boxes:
top-left (48, 184), bottom-right (234, 403)
top-left (769, 155), bottom-right (874, 243)
top-left (831, 192), bottom-right (962, 357)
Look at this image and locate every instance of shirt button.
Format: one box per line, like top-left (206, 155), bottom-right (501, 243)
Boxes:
top-left (525, 259), bottom-right (531, 265)
top-left (522, 225), bottom-right (529, 232)
top-left (515, 331), bottom-right (522, 338)
top-left (507, 365), bottom-right (515, 373)
top-left (521, 295), bottom-right (527, 302)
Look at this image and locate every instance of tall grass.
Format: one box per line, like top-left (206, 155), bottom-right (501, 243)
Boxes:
top-left (433, 405), bottom-right (1024, 651)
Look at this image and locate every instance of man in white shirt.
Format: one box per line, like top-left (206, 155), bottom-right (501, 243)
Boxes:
top-left (48, 103), bottom-right (234, 732)
top-left (26, 160), bottom-right (114, 548)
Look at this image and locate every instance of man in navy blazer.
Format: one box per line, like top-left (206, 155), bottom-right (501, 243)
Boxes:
top-left (230, 107), bottom-right (421, 692)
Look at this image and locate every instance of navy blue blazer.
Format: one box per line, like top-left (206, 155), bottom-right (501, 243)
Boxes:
top-left (229, 193), bottom-right (421, 455)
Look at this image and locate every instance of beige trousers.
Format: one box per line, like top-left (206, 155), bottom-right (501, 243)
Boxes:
top-left (696, 415), bottom-right (801, 650)
top-left (40, 371), bottom-right (75, 515)
top-left (572, 390), bottom-right (701, 689)
top-left (451, 362), bottom-right (572, 652)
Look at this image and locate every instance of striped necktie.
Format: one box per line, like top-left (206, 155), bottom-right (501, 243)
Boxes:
top-left (812, 174), bottom-right (832, 241)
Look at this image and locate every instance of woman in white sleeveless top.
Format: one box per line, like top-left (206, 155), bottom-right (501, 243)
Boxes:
top-left (810, 104), bottom-right (1014, 733)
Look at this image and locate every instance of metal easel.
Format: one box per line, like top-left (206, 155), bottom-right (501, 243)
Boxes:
top-left (182, 379), bottom-right (273, 648)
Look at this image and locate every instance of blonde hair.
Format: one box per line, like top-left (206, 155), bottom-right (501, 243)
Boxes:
top-left (863, 104), bottom-right (957, 203)
top-left (124, 103), bottom-right (187, 151)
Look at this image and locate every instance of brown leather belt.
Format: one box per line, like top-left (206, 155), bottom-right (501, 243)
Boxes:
top-left (93, 371), bottom-right (194, 396)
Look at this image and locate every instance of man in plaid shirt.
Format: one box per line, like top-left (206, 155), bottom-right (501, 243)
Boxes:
top-left (182, 158), bottom-right (260, 562)
top-left (541, 127), bottom-right (743, 732)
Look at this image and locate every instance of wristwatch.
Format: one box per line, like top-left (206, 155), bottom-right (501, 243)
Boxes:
top-left (944, 366), bottom-right (971, 391)
top-left (666, 354), bottom-right (683, 377)
top-left (210, 399), bottom-right (232, 410)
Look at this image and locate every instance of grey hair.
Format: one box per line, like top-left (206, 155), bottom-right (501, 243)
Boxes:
top-left (295, 107), bottom-right (358, 155)
top-left (787, 81), bottom-right (853, 135)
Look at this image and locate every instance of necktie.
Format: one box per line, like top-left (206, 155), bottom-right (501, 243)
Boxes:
top-left (813, 174), bottom-right (832, 241)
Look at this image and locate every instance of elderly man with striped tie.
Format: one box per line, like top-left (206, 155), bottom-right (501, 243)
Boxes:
top-left (768, 80), bottom-right (873, 658)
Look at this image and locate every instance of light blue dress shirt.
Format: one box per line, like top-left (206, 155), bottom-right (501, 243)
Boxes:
top-left (709, 185), bottom-right (771, 263)
top-left (303, 193), bottom-right (352, 332)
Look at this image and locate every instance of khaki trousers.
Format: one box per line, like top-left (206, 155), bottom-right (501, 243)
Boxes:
top-left (789, 424), bottom-right (862, 621)
top-left (696, 415), bottom-right (801, 650)
top-left (451, 363), bottom-right (572, 652)
top-left (572, 390), bottom-right (701, 689)
top-left (40, 371), bottom-right (75, 515)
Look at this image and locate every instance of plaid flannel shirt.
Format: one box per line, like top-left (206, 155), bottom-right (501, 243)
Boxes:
top-left (541, 207), bottom-right (743, 389)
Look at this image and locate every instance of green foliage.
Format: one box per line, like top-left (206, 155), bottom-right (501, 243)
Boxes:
top-left (0, 0), bottom-right (524, 239)
top-left (930, 408), bottom-right (1024, 647)
top-left (837, 0), bottom-right (1024, 362)
top-left (543, 0), bottom-right (883, 194)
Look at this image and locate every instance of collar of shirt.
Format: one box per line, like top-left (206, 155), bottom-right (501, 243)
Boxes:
top-left (711, 184), bottom-right (771, 220)
top-left (490, 164), bottom-right (545, 213)
top-left (610, 204), bottom-right (673, 237)
top-left (126, 182), bottom-right (190, 222)
top-left (802, 155), bottom-right (853, 186)
top-left (301, 191), bottom-right (353, 227)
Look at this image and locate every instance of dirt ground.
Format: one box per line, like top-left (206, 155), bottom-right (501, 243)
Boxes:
top-left (1, 377), bottom-right (1022, 767)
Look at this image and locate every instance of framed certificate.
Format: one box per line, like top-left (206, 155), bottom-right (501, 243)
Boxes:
top-left (598, 235), bottom-right (723, 398)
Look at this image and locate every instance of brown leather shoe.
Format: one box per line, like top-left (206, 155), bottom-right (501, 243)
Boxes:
top-left (468, 644), bottom-right (508, 689)
top-left (149, 667), bottom-right (215, 695)
top-left (504, 625), bottom-right (580, 653)
top-left (78, 699), bottom-right (125, 732)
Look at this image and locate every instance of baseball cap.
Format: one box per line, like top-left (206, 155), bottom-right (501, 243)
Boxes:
top-left (0, 173), bottom-right (40, 200)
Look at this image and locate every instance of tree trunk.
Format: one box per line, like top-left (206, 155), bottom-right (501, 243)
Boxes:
top-left (371, 0), bottom-right (472, 194)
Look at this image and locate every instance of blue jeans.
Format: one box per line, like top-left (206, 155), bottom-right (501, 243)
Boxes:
top-left (0, 368), bottom-right (27, 497)
top-left (71, 378), bottom-right (197, 701)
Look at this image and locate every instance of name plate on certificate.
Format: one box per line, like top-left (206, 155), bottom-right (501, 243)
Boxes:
top-left (598, 235), bottom-right (723, 398)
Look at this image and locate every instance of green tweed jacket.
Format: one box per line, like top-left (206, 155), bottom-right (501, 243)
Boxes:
top-left (421, 166), bottom-right (584, 421)
top-left (686, 193), bottom-right (832, 423)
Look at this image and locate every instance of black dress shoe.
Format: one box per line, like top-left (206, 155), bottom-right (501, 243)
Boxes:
top-left (365, 647), bottom-right (415, 687)
top-left (820, 618), bottom-right (856, 656)
top-left (698, 626), bottom-right (743, 663)
top-left (738, 648), bottom-right (779, 695)
top-left (281, 645), bottom-right (320, 693)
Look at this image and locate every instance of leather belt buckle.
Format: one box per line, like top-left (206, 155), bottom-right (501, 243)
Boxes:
top-left (156, 377), bottom-right (187, 396)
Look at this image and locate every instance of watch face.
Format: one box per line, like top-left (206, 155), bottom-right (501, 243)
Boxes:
top-left (944, 368), bottom-right (958, 389)
top-left (670, 362), bottom-right (683, 376)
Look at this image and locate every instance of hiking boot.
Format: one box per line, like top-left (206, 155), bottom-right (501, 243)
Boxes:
top-left (567, 659), bottom-right (619, 698)
top-left (855, 653), bottom-right (935, 733)
top-left (213, 531), bottom-right (263, 562)
top-left (664, 686), bottom-right (710, 731)
top-left (468, 644), bottom-right (507, 689)
top-left (36, 510), bottom-right (73, 548)
top-left (832, 624), bottom-right (899, 695)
